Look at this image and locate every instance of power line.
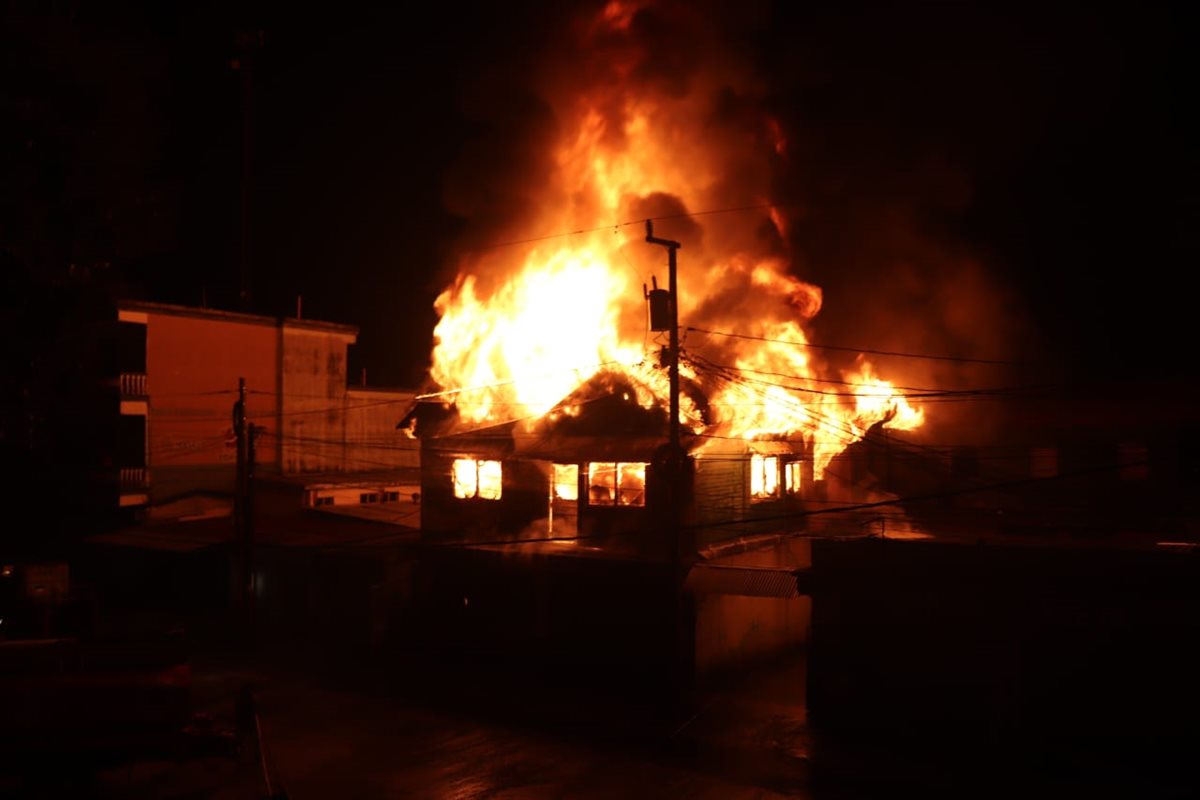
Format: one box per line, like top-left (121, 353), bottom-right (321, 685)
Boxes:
top-left (415, 358), bottom-right (645, 401)
top-left (688, 457), bottom-right (1151, 531)
top-left (687, 326), bottom-right (1029, 366)
top-left (685, 361), bottom-right (1038, 491)
top-left (248, 389), bottom-right (415, 400)
top-left (687, 356), bottom-right (1028, 490)
top-left (147, 389), bottom-right (237, 398)
top-left (689, 360), bottom-right (869, 446)
top-left (264, 431), bottom-right (419, 450)
top-left (686, 352), bottom-right (1030, 398)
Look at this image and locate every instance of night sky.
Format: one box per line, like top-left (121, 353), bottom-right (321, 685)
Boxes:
top-left (4, 1), bottom-right (1196, 388)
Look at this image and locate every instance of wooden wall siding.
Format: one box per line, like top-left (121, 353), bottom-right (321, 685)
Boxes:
top-left (421, 427), bottom-right (812, 555)
top-left (419, 451), bottom-right (548, 538)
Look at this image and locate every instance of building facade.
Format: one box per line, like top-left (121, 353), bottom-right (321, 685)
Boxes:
top-left (112, 300), bottom-right (418, 519)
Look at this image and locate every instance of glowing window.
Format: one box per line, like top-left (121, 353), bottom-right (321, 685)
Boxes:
top-left (452, 458), bottom-right (502, 500)
top-left (785, 461), bottom-right (802, 494)
top-left (618, 462), bottom-right (646, 506)
top-left (478, 460), bottom-right (502, 500)
top-left (750, 454), bottom-right (780, 500)
top-left (587, 462), bottom-right (647, 507)
top-left (452, 459), bottom-right (477, 498)
top-left (553, 463), bottom-right (579, 501)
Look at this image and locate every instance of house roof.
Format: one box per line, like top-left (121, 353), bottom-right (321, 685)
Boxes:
top-left (117, 299), bottom-right (359, 338)
top-left (308, 502), bottom-right (421, 534)
top-left (514, 433), bottom-right (681, 462)
top-left (87, 506), bottom-right (419, 552)
top-left (691, 436), bottom-right (804, 458)
top-left (87, 476), bottom-right (419, 552)
top-left (262, 468), bottom-right (422, 490)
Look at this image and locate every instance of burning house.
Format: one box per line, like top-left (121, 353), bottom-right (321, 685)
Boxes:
top-left (397, 1), bottom-right (946, 560)
top-left (380, 0), bottom-right (1010, 690)
top-left (407, 367), bottom-right (813, 558)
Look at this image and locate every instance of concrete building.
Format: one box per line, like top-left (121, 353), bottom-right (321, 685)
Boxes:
top-left (109, 300), bottom-right (419, 539)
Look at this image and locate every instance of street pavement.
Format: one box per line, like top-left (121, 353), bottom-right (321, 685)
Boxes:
top-left (75, 648), bottom-right (813, 799)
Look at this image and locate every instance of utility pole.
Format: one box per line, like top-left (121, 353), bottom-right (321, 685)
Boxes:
top-left (645, 220), bottom-right (693, 712)
top-left (646, 221), bottom-right (682, 484)
top-left (232, 377), bottom-right (253, 643)
top-left (245, 418), bottom-right (259, 637)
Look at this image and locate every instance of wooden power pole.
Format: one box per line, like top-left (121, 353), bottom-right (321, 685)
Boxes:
top-left (232, 377), bottom-right (254, 643)
top-left (645, 220), bottom-right (694, 711)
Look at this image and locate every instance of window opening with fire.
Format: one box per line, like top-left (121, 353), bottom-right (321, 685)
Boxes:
top-left (553, 463), bottom-right (579, 501)
top-left (784, 461), bottom-right (801, 495)
top-left (587, 462), bottom-right (647, 507)
top-left (750, 454), bottom-right (780, 500)
top-left (453, 458), bottom-right (503, 500)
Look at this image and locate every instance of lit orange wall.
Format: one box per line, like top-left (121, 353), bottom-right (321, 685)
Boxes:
top-left (343, 388), bottom-right (420, 471)
top-left (146, 312), bottom-right (279, 480)
top-left (279, 327), bottom-right (355, 473)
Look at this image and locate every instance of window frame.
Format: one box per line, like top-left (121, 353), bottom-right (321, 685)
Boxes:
top-left (750, 453), bottom-right (781, 501)
top-left (586, 461), bottom-right (648, 507)
top-left (452, 457), bottom-right (503, 501)
top-left (784, 460), bottom-right (802, 495)
top-left (553, 463), bottom-right (580, 502)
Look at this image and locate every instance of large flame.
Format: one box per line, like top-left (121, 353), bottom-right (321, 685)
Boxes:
top-left (427, 0), bottom-right (924, 475)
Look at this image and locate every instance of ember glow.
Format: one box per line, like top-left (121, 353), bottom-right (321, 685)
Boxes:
top-left (553, 463), bottom-right (579, 501)
top-left (453, 458), bottom-right (502, 500)
top-left (427, 1), bottom-right (925, 477)
top-left (750, 454), bottom-right (780, 499)
top-left (586, 462), bottom-right (648, 507)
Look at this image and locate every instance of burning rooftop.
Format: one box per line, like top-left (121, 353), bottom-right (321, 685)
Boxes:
top-left (422, 1), bottom-right (925, 481)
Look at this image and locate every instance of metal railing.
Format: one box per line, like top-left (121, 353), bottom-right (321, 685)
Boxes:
top-left (120, 467), bottom-right (149, 491)
top-left (120, 372), bottom-right (147, 397)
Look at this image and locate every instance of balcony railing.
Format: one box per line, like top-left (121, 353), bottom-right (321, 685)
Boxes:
top-left (120, 467), bottom-right (149, 491)
top-left (120, 372), bottom-right (147, 397)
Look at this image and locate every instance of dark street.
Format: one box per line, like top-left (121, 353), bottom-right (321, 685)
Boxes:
top-left (11, 620), bottom-right (810, 798)
top-left (8, 534), bottom-right (1198, 798)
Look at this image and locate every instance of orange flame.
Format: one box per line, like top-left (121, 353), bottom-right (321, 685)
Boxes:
top-left (427, 1), bottom-right (925, 471)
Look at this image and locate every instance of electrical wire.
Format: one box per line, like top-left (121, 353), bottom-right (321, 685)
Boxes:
top-left (687, 457), bottom-right (1152, 531)
top-left (687, 325), bottom-right (1029, 366)
top-left (686, 351), bottom-right (1034, 398)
